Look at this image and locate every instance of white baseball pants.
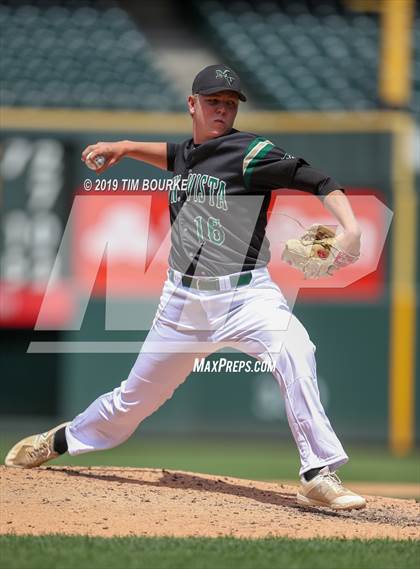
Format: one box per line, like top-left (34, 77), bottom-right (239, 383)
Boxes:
top-left (66, 267), bottom-right (348, 476)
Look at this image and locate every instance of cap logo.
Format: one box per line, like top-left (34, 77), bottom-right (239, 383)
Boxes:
top-left (215, 69), bottom-right (234, 86)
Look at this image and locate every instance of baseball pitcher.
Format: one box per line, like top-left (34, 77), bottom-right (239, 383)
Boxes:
top-left (5, 65), bottom-right (366, 511)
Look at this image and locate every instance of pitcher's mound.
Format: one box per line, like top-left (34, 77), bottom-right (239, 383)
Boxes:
top-left (1, 466), bottom-right (418, 540)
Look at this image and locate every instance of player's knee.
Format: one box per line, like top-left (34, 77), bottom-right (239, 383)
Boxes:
top-left (274, 337), bottom-right (316, 387)
top-left (299, 337), bottom-right (316, 368)
top-left (115, 381), bottom-right (180, 418)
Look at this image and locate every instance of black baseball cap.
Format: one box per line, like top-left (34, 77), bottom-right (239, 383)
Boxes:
top-left (192, 64), bottom-right (247, 102)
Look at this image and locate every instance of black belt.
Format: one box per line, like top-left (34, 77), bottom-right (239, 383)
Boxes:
top-left (169, 269), bottom-right (252, 291)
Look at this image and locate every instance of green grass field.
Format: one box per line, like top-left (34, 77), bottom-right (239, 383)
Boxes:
top-left (0, 536), bottom-right (418, 569)
top-left (1, 435), bottom-right (418, 482)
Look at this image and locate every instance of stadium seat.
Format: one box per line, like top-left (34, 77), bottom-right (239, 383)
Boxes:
top-left (192, 0), bottom-right (418, 112)
top-left (1, 0), bottom-right (184, 110)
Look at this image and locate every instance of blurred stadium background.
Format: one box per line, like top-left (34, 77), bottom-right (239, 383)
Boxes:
top-left (0, 0), bottom-right (419, 480)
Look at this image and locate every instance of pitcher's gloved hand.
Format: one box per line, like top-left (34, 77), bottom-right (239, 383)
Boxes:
top-left (281, 224), bottom-right (360, 279)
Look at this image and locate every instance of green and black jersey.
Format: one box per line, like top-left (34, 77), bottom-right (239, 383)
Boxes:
top-left (167, 129), bottom-right (342, 277)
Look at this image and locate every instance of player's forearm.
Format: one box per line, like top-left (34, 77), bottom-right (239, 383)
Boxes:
top-left (82, 140), bottom-right (168, 173)
top-left (291, 164), bottom-right (360, 234)
top-left (120, 141), bottom-right (168, 170)
top-left (323, 190), bottom-right (361, 235)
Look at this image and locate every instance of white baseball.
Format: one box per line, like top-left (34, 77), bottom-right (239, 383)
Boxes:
top-left (86, 152), bottom-right (106, 170)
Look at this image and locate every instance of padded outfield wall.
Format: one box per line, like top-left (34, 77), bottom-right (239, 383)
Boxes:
top-left (0, 109), bottom-right (418, 449)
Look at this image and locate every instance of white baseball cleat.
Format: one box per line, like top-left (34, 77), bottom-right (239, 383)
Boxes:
top-left (4, 422), bottom-right (70, 469)
top-left (296, 466), bottom-right (366, 511)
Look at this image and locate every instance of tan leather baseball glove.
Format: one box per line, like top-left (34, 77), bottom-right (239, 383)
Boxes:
top-left (281, 224), bottom-right (360, 279)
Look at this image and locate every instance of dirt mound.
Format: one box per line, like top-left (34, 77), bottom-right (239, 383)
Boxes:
top-left (1, 466), bottom-right (418, 540)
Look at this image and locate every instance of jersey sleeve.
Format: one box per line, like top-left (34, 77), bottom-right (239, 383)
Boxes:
top-left (166, 142), bottom-right (179, 172)
top-left (289, 162), bottom-right (344, 196)
top-left (244, 138), bottom-right (343, 196)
